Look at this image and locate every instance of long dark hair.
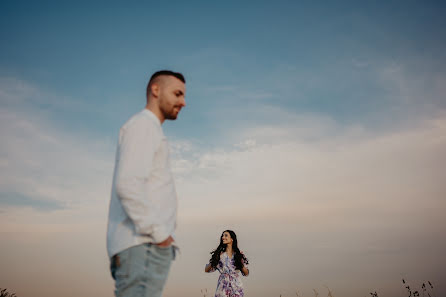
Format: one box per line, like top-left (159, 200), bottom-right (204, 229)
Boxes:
top-left (209, 230), bottom-right (249, 275)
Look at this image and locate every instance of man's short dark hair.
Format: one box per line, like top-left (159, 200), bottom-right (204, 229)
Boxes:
top-left (146, 70), bottom-right (185, 97)
top-left (150, 70), bottom-right (185, 84)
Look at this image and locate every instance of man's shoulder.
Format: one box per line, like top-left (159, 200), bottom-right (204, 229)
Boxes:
top-left (121, 110), bottom-right (161, 133)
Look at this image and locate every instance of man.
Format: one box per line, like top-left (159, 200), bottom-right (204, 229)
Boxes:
top-left (107, 70), bottom-right (186, 297)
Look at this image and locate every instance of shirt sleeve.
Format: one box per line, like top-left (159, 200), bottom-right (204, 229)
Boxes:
top-left (115, 117), bottom-right (166, 242)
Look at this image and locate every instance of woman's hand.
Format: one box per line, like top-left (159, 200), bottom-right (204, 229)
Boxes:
top-left (240, 251), bottom-right (249, 276)
top-left (204, 263), bottom-right (214, 273)
top-left (241, 265), bottom-right (249, 276)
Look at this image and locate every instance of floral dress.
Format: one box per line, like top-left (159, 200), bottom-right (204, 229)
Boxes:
top-left (207, 252), bottom-right (247, 297)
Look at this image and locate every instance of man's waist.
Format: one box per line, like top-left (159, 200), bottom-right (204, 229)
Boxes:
top-left (107, 230), bottom-right (177, 258)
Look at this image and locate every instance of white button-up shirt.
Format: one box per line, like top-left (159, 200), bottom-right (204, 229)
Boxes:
top-left (107, 109), bottom-right (177, 258)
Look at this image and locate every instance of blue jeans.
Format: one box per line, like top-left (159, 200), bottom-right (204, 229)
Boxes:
top-left (110, 243), bottom-right (175, 297)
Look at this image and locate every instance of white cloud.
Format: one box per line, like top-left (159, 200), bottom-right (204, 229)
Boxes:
top-left (0, 78), bottom-right (115, 236)
top-left (167, 109), bottom-right (446, 297)
top-left (378, 61), bottom-right (446, 108)
top-left (173, 109), bottom-right (446, 221)
top-left (0, 77), bottom-right (86, 111)
top-left (0, 108), bottom-right (113, 207)
top-left (1, 76), bottom-right (445, 297)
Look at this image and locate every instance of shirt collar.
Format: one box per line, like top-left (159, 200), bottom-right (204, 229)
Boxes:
top-left (142, 108), bottom-right (162, 126)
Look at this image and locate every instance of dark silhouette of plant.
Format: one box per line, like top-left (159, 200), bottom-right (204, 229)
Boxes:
top-left (427, 281), bottom-right (435, 297)
top-left (403, 277), bottom-right (412, 297)
top-left (0, 288), bottom-right (17, 297)
top-left (402, 278), bottom-right (435, 297)
top-left (200, 288), bottom-right (208, 297)
top-left (266, 278), bottom-right (437, 297)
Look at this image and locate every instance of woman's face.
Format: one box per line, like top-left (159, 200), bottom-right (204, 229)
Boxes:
top-left (221, 231), bottom-right (233, 245)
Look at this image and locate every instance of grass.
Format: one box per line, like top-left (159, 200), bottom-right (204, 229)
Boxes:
top-left (369, 278), bottom-right (435, 297)
top-left (0, 289), bottom-right (17, 297)
top-left (400, 278), bottom-right (435, 297)
top-left (200, 278), bottom-right (436, 297)
top-left (294, 279), bottom-right (436, 297)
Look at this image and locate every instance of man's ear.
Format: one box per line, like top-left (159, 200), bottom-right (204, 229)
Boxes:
top-left (151, 83), bottom-right (160, 98)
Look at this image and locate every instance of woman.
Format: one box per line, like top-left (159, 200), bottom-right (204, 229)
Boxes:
top-left (205, 230), bottom-right (249, 297)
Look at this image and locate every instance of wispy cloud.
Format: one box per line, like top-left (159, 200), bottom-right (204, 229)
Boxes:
top-left (0, 78), bottom-right (114, 234)
top-left (167, 107), bottom-right (446, 297)
top-left (0, 77), bottom-right (87, 112)
top-left (173, 108), bottom-right (446, 220)
top-left (378, 61), bottom-right (446, 107)
top-left (1, 75), bottom-right (445, 297)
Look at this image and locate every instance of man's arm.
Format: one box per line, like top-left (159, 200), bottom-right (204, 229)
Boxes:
top-left (114, 119), bottom-right (169, 244)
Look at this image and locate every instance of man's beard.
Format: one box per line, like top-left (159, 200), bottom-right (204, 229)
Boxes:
top-left (161, 105), bottom-right (180, 120)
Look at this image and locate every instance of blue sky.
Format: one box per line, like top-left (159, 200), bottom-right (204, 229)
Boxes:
top-left (1, 1), bottom-right (446, 297)
top-left (2, 0), bottom-right (445, 141)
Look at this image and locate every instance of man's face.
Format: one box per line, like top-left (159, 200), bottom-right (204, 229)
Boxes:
top-left (158, 76), bottom-right (186, 120)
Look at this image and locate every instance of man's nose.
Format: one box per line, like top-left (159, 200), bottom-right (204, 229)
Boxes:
top-left (180, 97), bottom-right (186, 107)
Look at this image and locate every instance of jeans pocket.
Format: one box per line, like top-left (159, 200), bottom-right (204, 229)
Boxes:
top-left (111, 248), bottom-right (131, 280)
top-left (153, 244), bottom-right (174, 260)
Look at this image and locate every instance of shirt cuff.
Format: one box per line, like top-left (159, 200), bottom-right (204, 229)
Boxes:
top-left (152, 225), bottom-right (170, 244)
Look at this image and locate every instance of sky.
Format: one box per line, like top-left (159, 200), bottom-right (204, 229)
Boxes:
top-left (1, 1), bottom-right (445, 297)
